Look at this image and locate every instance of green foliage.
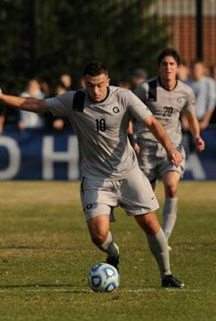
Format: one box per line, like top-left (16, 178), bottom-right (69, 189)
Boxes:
top-left (0, 0), bottom-right (169, 92)
top-left (0, 0), bottom-right (29, 92)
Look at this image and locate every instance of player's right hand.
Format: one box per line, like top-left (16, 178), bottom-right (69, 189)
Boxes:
top-left (168, 149), bottom-right (182, 167)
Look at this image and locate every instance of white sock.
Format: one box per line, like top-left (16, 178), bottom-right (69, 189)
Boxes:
top-left (162, 197), bottom-right (178, 239)
top-left (147, 228), bottom-right (171, 278)
top-left (98, 231), bottom-right (119, 258)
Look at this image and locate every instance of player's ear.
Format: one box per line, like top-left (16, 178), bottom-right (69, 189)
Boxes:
top-left (107, 77), bottom-right (110, 85)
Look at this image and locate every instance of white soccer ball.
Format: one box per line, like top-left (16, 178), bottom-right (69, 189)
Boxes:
top-left (87, 263), bottom-right (120, 293)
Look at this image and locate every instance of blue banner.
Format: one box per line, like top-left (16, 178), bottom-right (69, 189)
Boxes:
top-left (183, 127), bottom-right (216, 180)
top-left (0, 128), bottom-right (79, 180)
top-left (0, 127), bottom-right (215, 180)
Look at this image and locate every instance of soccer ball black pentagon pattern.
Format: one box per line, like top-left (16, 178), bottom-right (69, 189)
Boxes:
top-left (87, 263), bottom-right (120, 293)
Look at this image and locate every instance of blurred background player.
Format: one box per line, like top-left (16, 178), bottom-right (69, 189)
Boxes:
top-left (59, 73), bottom-right (72, 91)
top-left (186, 60), bottom-right (216, 131)
top-left (52, 82), bottom-right (68, 131)
top-left (177, 61), bottom-right (190, 83)
top-left (131, 68), bottom-right (147, 90)
top-left (18, 78), bottom-right (45, 130)
top-left (133, 48), bottom-right (205, 249)
top-left (45, 82), bottom-right (69, 131)
top-left (208, 64), bottom-right (216, 124)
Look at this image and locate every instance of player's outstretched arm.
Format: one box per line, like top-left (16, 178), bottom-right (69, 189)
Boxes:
top-left (143, 115), bottom-right (182, 167)
top-left (0, 88), bottom-right (49, 114)
top-left (186, 112), bottom-right (205, 152)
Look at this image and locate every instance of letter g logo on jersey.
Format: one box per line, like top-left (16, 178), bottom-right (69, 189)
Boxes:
top-left (86, 204), bottom-right (93, 210)
top-left (113, 107), bottom-right (120, 113)
top-left (177, 96), bottom-right (187, 107)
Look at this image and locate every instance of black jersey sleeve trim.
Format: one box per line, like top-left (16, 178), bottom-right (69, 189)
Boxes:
top-left (73, 91), bottom-right (85, 112)
top-left (148, 79), bottom-right (157, 102)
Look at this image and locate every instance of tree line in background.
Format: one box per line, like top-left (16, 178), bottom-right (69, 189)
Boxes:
top-left (0, 0), bottom-right (169, 93)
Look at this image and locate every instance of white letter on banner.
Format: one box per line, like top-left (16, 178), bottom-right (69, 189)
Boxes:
top-left (42, 136), bottom-right (79, 180)
top-left (0, 137), bottom-right (21, 179)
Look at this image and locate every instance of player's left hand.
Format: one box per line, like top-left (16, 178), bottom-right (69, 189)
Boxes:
top-left (195, 136), bottom-right (205, 152)
top-left (168, 149), bottom-right (182, 167)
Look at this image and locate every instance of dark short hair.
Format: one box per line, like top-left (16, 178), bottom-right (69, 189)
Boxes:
top-left (157, 48), bottom-right (181, 66)
top-left (83, 60), bottom-right (109, 77)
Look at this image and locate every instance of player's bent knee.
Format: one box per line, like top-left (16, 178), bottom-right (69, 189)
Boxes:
top-left (90, 231), bottom-right (109, 246)
top-left (166, 185), bottom-right (178, 197)
top-left (135, 212), bottom-right (160, 234)
top-left (87, 214), bottom-right (110, 245)
top-left (163, 173), bottom-right (180, 197)
top-left (165, 181), bottom-right (178, 197)
top-left (167, 189), bottom-right (177, 198)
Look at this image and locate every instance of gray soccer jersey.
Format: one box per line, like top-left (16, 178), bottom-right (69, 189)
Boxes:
top-left (134, 77), bottom-right (196, 148)
top-left (46, 86), bottom-right (152, 179)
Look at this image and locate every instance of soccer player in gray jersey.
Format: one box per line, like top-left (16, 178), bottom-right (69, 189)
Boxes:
top-left (133, 48), bottom-right (205, 248)
top-left (0, 60), bottom-right (184, 288)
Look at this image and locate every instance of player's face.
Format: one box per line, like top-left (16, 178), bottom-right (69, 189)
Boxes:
top-left (159, 56), bottom-right (179, 82)
top-left (192, 63), bottom-right (205, 80)
top-left (84, 73), bottom-right (110, 102)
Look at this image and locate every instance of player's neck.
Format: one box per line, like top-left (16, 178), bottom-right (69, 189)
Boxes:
top-left (89, 87), bottom-right (110, 103)
top-left (159, 76), bottom-right (178, 91)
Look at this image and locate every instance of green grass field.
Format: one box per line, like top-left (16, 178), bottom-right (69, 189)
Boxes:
top-left (0, 181), bottom-right (216, 321)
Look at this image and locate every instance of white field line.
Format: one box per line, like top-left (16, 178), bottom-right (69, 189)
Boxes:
top-left (0, 287), bottom-right (202, 294)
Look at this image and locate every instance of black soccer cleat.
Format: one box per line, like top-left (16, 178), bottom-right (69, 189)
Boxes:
top-left (162, 274), bottom-right (184, 288)
top-left (106, 254), bottom-right (119, 272)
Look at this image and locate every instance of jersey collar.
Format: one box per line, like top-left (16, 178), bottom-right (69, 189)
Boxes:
top-left (158, 77), bottom-right (178, 91)
top-left (88, 87), bottom-right (110, 104)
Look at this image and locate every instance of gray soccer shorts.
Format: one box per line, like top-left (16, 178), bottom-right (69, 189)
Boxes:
top-left (137, 143), bottom-right (186, 183)
top-left (80, 166), bottom-right (159, 221)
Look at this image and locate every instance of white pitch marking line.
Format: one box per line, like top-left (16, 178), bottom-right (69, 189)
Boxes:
top-left (0, 287), bottom-right (202, 293)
